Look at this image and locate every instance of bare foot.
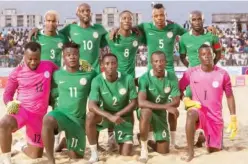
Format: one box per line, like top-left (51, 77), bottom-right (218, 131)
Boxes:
top-left (181, 153), bottom-right (194, 162)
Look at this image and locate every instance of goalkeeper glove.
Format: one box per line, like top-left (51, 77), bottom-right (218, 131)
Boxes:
top-left (183, 97), bottom-right (201, 110)
top-left (226, 115), bottom-right (238, 140)
top-left (6, 100), bottom-right (21, 115)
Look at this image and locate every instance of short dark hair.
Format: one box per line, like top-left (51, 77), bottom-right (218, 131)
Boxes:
top-left (151, 51), bottom-right (166, 60)
top-left (198, 44), bottom-right (211, 53)
top-left (119, 10), bottom-right (133, 17)
top-left (62, 42), bottom-right (80, 51)
top-left (102, 53), bottom-right (118, 62)
top-left (24, 42), bottom-right (41, 52)
top-left (153, 3), bottom-right (164, 9)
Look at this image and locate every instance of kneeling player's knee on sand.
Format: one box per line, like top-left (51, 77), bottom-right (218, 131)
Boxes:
top-left (140, 108), bottom-right (152, 119)
top-left (0, 115), bottom-right (16, 131)
top-left (207, 147), bottom-right (221, 153)
top-left (43, 115), bottom-right (57, 129)
top-left (156, 141), bottom-right (169, 154)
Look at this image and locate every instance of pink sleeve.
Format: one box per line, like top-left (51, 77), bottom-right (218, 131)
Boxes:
top-left (179, 70), bottom-right (190, 92)
top-left (53, 62), bottom-right (59, 72)
top-left (223, 71), bottom-right (233, 97)
top-left (3, 69), bottom-right (19, 105)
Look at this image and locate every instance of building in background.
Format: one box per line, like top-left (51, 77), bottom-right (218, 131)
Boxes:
top-left (212, 13), bottom-right (248, 32)
top-left (0, 8), bottom-right (42, 28)
top-left (65, 7), bottom-right (142, 31)
top-left (93, 7), bottom-right (142, 31)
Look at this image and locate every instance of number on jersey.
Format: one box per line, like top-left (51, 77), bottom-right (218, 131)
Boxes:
top-left (112, 97), bottom-right (117, 106)
top-left (50, 49), bottom-right (55, 59)
top-left (69, 87), bottom-right (77, 98)
top-left (83, 40), bottom-right (93, 50)
top-left (155, 95), bottom-right (161, 103)
top-left (124, 49), bottom-right (129, 57)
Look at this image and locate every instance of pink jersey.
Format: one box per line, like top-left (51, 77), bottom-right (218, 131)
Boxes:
top-left (3, 61), bottom-right (58, 115)
top-left (179, 65), bottom-right (233, 123)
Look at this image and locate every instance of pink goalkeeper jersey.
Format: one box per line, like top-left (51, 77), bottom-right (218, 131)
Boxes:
top-left (179, 65), bottom-right (233, 123)
top-left (3, 61), bottom-right (58, 115)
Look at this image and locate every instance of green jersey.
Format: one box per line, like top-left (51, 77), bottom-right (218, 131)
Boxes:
top-left (89, 72), bottom-right (137, 115)
top-left (138, 69), bottom-right (180, 106)
top-left (138, 22), bottom-right (186, 71)
top-left (179, 30), bottom-right (221, 67)
top-left (51, 69), bottom-right (96, 119)
top-left (32, 31), bottom-right (69, 67)
top-left (105, 33), bottom-right (144, 78)
top-left (59, 24), bottom-right (107, 73)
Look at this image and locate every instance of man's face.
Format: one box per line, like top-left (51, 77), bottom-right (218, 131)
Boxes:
top-left (151, 54), bottom-right (166, 74)
top-left (191, 13), bottom-right (204, 32)
top-left (152, 8), bottom-right (166, 28)
top-left (63, 47), bottom-right (79, 68)
top-left (102, 56), bottom-right (118, 76)
top-left (77, 4), bottom-right (91, 24)
top-left (120, 12), bottom-right (132, 31)
top-left (45, 14), bottom-right (57, 32)
top-left (199, 47), bottom-right (213, 66)
top-left (24, 49), bottom-right (41, 70)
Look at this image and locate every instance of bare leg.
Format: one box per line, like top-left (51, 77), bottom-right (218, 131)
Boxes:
top-left (85, 112), bottom-right (102, 163)
top-left (119, 143), bottom-right (133, 156)
top-left (22, 143), bottom-right (43, 158)
top-left (168, 113), bottom-right (178, 148)
top-left (42, 115), bottom-right (58, 164)
top-left (181, 110), bottom-right (199, 162)
top-left (0, 115), bottom-right (18, 153)
top-left (156, 141), bottom-right (169, 154)
top-left (139, 108), bottom-right (152, 162)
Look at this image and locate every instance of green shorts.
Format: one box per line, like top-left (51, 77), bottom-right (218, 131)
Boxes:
top-left (47, 110), bottom-right (85, 156)
top-left (137, 109), bottom-right (170, 142)
top-left (97, 116), bottom-right (133, 144)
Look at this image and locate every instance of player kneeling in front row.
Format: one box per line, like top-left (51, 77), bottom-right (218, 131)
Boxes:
top-left (179, 44), bottom-right (237, 162)
top-left (138, 51), bottom-right (180, 162)
top-left (0, 42), bottom-right (58, 164)
top-left (86, 53), bottom-right (137, 163)
top-left (42, 42), bottom-right (96, 164)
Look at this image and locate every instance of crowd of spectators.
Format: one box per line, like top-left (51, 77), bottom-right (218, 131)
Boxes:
top-left (0, 26), bottom-right (248, 68)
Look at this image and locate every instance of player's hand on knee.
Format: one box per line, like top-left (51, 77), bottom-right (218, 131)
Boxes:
top-left (226, 115), bottom-right (238, 140)
top-left (6, 100), bottom-right (21, 115)
top-left (109, 115), bottom-right (124, 125)
top-left (183, 97), bottom-right (201, 110)
top-left (109, 28), bottom-right (119, 40)
top-left (166, 107), bottom-right (179, 118)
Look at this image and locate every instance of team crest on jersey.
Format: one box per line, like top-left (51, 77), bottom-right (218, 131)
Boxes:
top-left (164, 87), bottom-right (171, 93)
top-left (58, 42), bottom-right (63, 49)
top-left (133, 40), bottom-right (138, 47)
top-left (44, 71), bottom-right (50, 78)
top-left (212, 81), bottom-right (219, 88)
top-left (119, 88), bottom-right (127, 95)
top-left (204, 42), bottom-right (210, 46)
top-left (167, 31), bottom-right (173, 38)
top-left (93, 32), bottom-right (99, 38)
top-left (80, 78), bottom-right (87, 86)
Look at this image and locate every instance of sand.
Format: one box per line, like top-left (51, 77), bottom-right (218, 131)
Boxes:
top-left (0, 87), bottom-right (247, 164)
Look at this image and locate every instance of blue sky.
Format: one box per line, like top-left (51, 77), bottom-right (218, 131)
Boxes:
top-left (0, 1), bottom-right (247, 25)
